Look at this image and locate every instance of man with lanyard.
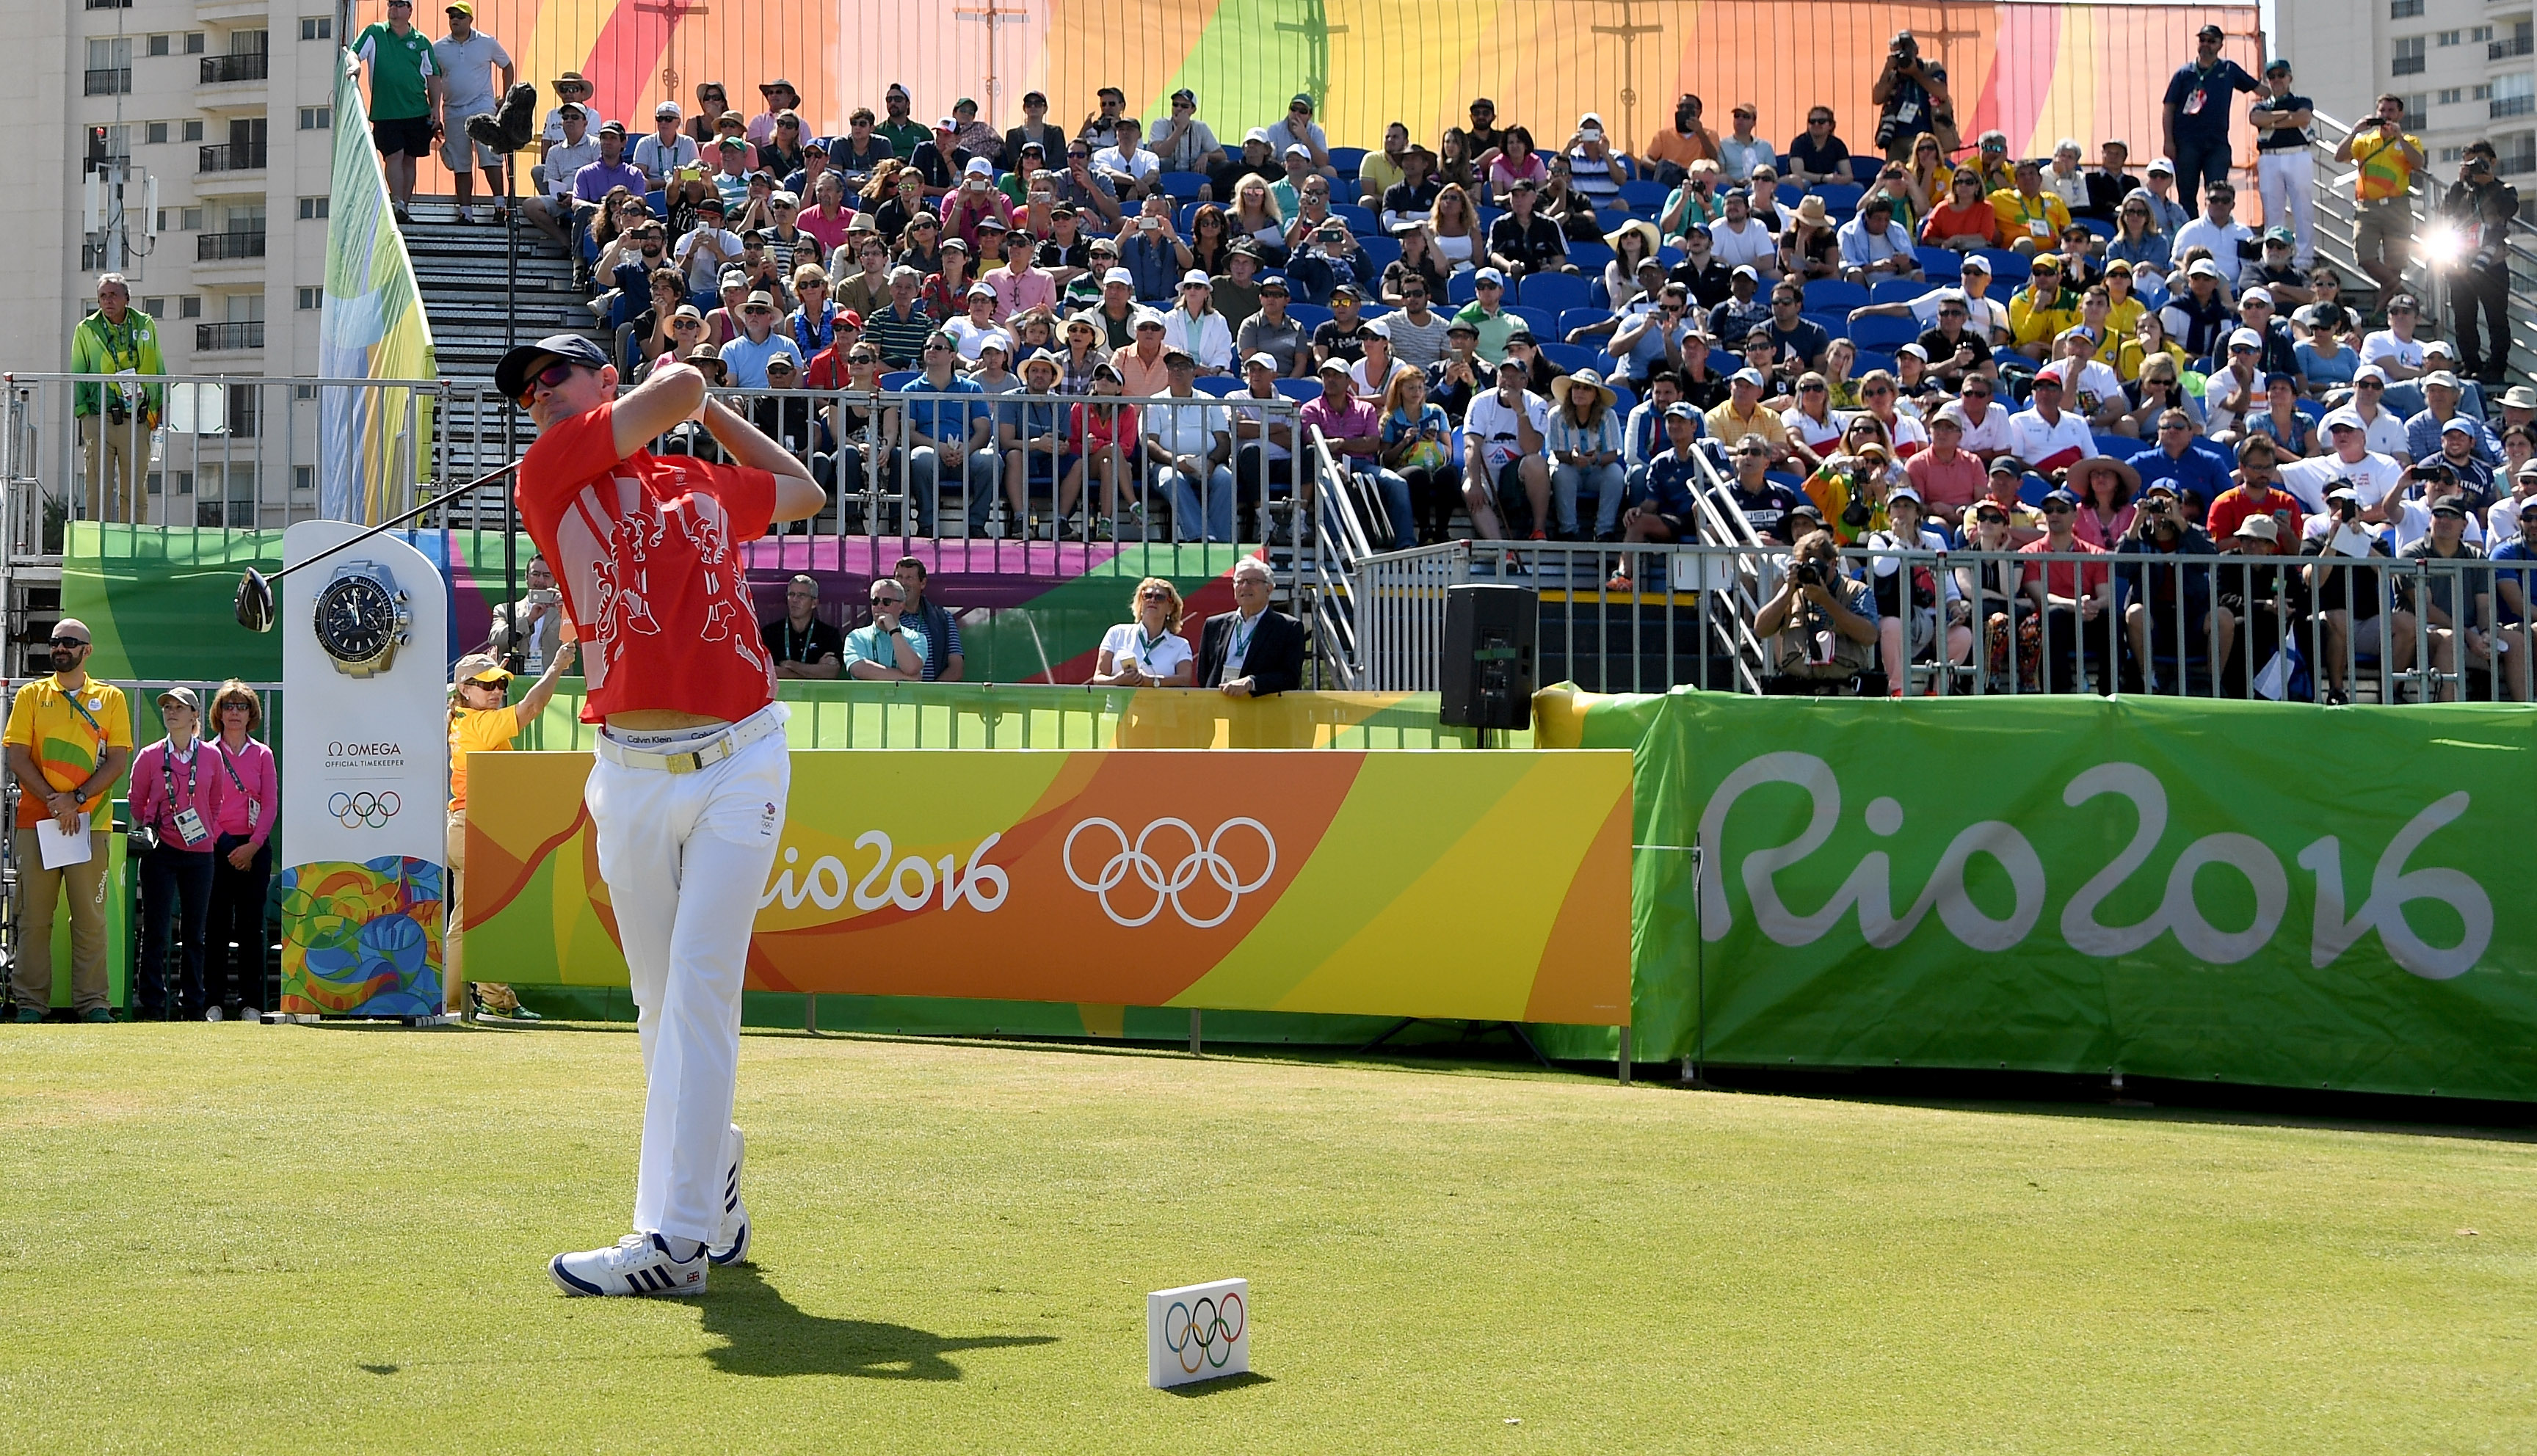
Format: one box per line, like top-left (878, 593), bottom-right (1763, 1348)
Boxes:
top-left (758, 572), bottom-right (843, 678)
top-left (1195, 556), bottom-right (1306, 697)
top-left (893, 556), bottom-right (964, 682)
top-left (69, 273), bottom-right (166, 524)
top-left (497, 333), bottom-right (824, 1295)
top-left (2162, 23), bottom-right (2258, 208)
top-left (4, 619), bottom-right (134, 1022)
top-left (2335, 93), bottom-right (2425, 311)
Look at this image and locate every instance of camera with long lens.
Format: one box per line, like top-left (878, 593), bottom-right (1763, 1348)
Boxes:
top-left (1842, 499), bottom-right (1874, 529)
top-left (1790, 558), bottom-right (1825, 589)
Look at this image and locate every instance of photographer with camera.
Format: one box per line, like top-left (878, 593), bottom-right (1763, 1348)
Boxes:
top-left (485, 553), bottom-right (567, 674)
top-left (1756, 529), bottom-right (1882, 690)
top-left (70, 274), bottom-right (165, 525)
top-left (1871, 32), bottom-right (1954, 163)
top-left (2300, 482), bottom-right (2406, 704)
top-left (2333, 94), bottom-right (2425, 309)
top-left (2116, 481), bottom-right (2232, 692)
top-left (2439, 142), bottom-right (2519, 386)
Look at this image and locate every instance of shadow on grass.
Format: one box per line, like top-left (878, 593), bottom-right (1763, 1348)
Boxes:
top-left (1163, 1371), bottom-right (1274, 1397)
top-left (697, 1266), bottom-right (1059, 1380)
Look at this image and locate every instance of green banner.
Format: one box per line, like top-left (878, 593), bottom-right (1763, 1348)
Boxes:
top-left (1567, 691), bottom-right (2537, 1100)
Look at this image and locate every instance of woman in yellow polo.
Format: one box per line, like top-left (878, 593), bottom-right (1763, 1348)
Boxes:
top-left (448, 643), bottom-right (573, 1020)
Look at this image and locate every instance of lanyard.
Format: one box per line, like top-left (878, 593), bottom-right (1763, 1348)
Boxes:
top-left (59, 681), bottom-right (108, 749)
top-left (93, 315), bottom-right (139, 371)
top-left (163, 740), bottom-right (198, 813)
top-left (1137, 628), bottom-right (1172, 663)
top-left (211, 738), bottom-right (254, 796)
top-left (1227, 613), bottom-right (1261, 664)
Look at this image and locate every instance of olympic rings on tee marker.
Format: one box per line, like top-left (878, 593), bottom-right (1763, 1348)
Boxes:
top-left (1164, 1292), bottom-right (1245, 1372)
top-left (1061, 817), bottom-right (1276, 928)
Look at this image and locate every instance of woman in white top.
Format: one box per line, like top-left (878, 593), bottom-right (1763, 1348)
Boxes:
top-left (1229, 177), bottom-right (1288, 258)
top-left (943, 284), bottom-right (1004, 362)
top-left (1428, 184), bottom-right (1486, 273)
top-left (1094, 577), bottom-right (1196, 686)
top-left (1161, 273), bottom-right (1236, 374)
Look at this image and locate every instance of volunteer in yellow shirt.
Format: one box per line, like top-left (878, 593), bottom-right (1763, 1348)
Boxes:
top-left (446, 644), bottom-right (573, 1020)
top-left (5, 618), bottom-right (134, 1022)
top-left (1988, 159), bottom-right (2072, 257)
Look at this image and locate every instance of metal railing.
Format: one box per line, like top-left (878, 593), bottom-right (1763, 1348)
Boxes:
top-left (195, 230), bottom-right (265, 261)
top-left (197, 142), bottom-right (265, 173)
top-left (83, 68), bottom-right (129, 95)
top-left (194, 322), bottom-right (264, 352)
top-left (200, 51), bottom-right (268, 84)
top-left (1357, 534), bottom-right (2537, 705)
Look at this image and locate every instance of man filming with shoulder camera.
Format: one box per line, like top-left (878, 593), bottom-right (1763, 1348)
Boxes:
top-left (1871, 30), bottom-right (1953, 164)
top-left (1755, 529), bottom-right (1881, 690)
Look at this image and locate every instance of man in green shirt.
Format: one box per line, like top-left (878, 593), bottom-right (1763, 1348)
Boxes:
top-left (875, 83), bottom-right (930, 162)
top-left (352, 0), bottom-right (442, 222)
top-left (843, 578), bottom-right (928, 680)
top-left (68, 273), bottom-right (165, 524)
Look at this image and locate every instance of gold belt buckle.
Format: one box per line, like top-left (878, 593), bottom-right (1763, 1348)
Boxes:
top-left (664, 750), bottom-right (700, 774)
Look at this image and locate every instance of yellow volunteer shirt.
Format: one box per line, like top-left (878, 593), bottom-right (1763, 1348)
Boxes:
top-left (4, 676), bottom-right (131, 828)
top-left (448, 706), bottom-right (520, 813)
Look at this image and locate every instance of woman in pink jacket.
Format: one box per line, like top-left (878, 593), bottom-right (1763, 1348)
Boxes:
top-left (129, 685), bottom-right (228, 1020)
top-left (203, 680), bottom-right (277, 1021)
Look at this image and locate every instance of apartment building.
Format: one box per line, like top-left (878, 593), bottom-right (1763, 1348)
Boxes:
top-left (2282, 0), bottom-right (2537, 181)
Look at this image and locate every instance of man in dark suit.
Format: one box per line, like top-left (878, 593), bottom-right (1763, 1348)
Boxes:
top-left (1195, 557), bottom-right (1306, 696)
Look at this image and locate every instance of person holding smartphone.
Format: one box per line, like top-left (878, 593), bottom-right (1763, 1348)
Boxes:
top-left (485, 553), bottom-right (567, 673)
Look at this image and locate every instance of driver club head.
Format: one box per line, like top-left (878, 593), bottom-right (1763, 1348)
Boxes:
top-left (234, 567), bottom-right (276, 633)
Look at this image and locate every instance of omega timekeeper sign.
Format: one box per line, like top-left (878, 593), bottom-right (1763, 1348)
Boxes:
top-left (311, 560), bottom-right (412, 678)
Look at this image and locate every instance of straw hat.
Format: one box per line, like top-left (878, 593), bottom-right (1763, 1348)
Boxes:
top-left (1550, 368), bottom-right (1617, 411)
top-left (1603, 218), bottom-right (1662, 258)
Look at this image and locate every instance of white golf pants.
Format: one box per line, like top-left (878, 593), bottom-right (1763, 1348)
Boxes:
top-left (2257, 150), bottom-right (2316, 270)
top-left (585, 705), bottom-right (788, 1244)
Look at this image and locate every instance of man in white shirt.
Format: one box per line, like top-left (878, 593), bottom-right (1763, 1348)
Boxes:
top-left (1945, 376), bottom-right (2015, 459)
top-left (2358, 295), bottom-right (2428, 382)
top-left (1835, 199), bottom-right (1920, 285)
top-left (2169, 180), bottom-right (2257, 284)
top-left (1707, 191), bottom-right (1781, 276)
top-left (1093, 118), bottom-right (1162, 201)
top-left (2277, 415), bottom-right (2405, 512)
top-left (1463, 357), bottom-right (1552, 540)
top-left (1143, 350), bottom-right (1235, 541)
top-left (2005, 371), bottom-right (2097, 473)
top-left (525, 103), bottom-right (599, 247)
top-left (675, 199), bottom-right (745, 296)
top-left (1947, 256), bottom-right (2011, 341)
top-left (2044, 331), bottom-right (2124, 428)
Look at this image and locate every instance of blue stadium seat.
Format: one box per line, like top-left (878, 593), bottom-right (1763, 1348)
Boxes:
top-left (2016, 472), bottom-right (2053, 506)
top-left (1854, 350), bottom-right (1895, 378)
top-left (1812, 183), bottom-right (1865, 214)
top-left (1916, 247), bottom-right (1963, 280)
top-left (1851, 314), bottom-right (1920, 349)
top-left (1178, 200), bottom-right (1203, 231)
top-left (1273, 377), bottom-right (1324, 401)
top-left (1564, 241), bottom-right (1616, 277)
top-left (1506, 304), bottom-right (1557, 337)
top-left (2080, 216), bottom-right (2114, 239)
top-left (2092, 434), bottom-right (2137, 459)
top-left (1159, 172), bottom-right (1208, 200)
top-left (1357, 236), bottom-right (1402, 272)
top-left (1871, 278), bottom-right (1934, 305)
top-left (2293, 397), bottom-right (2324, 423)
top-left (1595, 352), bottom-right (1627, 382)
top-left (644, 190), bottom-right (666, 216)
top-left (1588, 277), bottom-right (1610, 308)
top-left (1655, 245), bottom-right (1684, 268)
top-left (1977, 249), bottom-right (2030, 284)
top-left (1477, 206), bottom-right (1505, 234)
top-left (1518, 272), bottom-right (1591, 313)
top-left (1608, 383), bottom-right (1637, 420)
top-left (1330, 147), bottom-right (1368, 177)
top-left (1447, 272), bottom-right (1480, 305)
top-left (1537, 342), bottom-right (1598, 375)
top-left (882, 371), bottom-right (920, 390)
top-left (1619, 180), bottom-right (1671, 211)
top-left (1558, 306), bottom-right (1614, 338)
top-left (1802, 310), bottom-right (1850, 341)
top-left (1331, 203), bottom-right (1378, 236)
top-left (1286, 303), bottom-right (1333, 332)
top-left (1803, 278), bottom-right (1870, 313)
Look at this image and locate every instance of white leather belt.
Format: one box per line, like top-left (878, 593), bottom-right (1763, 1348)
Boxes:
top-left (594, 708), bottom-right (782, 774)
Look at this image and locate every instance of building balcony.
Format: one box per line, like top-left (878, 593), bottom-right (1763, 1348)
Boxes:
top-left (2492, 34), bottom-right (2535, 59)
top-left (2492, 95), bottom-right (2536, 119)
top-left (83, 68), bottom-right (130, 95)
top-left (197, 142), bottom-right (266, 174)
top-left (200, 51), bottom-right (266, 84)
top-left (197, 229), bottom-right (264, 261)
top-left (196, 321), bottom-right (264, 352)
top-left (195, 0), bottom-right (269, 21)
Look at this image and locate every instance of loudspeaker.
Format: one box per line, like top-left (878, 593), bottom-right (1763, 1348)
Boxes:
top-left (1440, 583), bottom-right (1537, 730)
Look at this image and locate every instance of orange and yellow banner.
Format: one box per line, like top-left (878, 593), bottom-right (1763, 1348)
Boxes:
top-left (465, 749), bottom-right (1633, 1024)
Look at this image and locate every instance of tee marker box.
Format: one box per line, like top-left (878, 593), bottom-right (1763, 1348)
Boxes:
top-left (1147, 1278), bottom-right (1248, 1388)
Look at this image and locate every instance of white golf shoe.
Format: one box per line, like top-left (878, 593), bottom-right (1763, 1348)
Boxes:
top-left (708, 1125), bottom-right (750, 1267)
top-left (549, 1231), bottom-right (706, 1297)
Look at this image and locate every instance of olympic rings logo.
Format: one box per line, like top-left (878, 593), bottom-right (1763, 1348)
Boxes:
top-left (1062, 818), bottom-right (1276, 928)
top-left (1164, 1292), bottom-right (1245, 1374)
top-left (327, 790), bottom-right (401, 829)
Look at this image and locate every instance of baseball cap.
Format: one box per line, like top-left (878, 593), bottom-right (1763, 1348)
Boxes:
top-left (2187, 258), bottom-right (2222, 280)
top-left (1132, 311), bottom-right (1167, 332)
top-left (1180, 269), bottom-right (1213, 290)
top-left (2146, 157), bottom-right (2174, 175)
top-left (598, 120), bottom-right (626, 137)
top-left (1258, 274), bottom-right (1291, 295)
top-left (1960, 254), bottom-right (1992, 274)
top-left (2431, 499), bottom-right (2469, 518)
top-left (1730, 367), bottom-right (1765, 386)
top-left (1473, 267), bottom-right (1506, 286)
top-left (451, 654), bottom-right (511, 688)
top-left (2321, 411), bottom-right (2364, 433)
top-left (1663, 401), bottom-right (1698, 420)
top-left (2441, 415), bottom-right (2479, 435)
top-left (1888, 486), bottom-right (1923, 506)
top-left (965, 156), bottom-right (994, 177)
top-left (1245, 352), bottom-right (1280, 371)
top-left (1987, 456), bottom-right (2024, 477)
top-left (2424, 369), bottom-right (2463, 390)
top-left (2235, 514), bottom-right (2280, 542)
top-left (495, 333), bottom-right (612, 402)
top-left (1284, 143), bottom-right (1313, 160)
top-left (2227, 328), bottom-right (2263, 352)
top-left (1103, 266), bottom-right (1135, 288)
top-left (2140, 480), bottom-right (2179, 499)
top-left (1318, 357), bottom-right (1353, 377)
top-left (2240, 286), bottom-right (2274, 307)
top-left (2262, 226), bottom-right (2293, 245)
top-left (655, 101), bottom-right (682, 120)
top-left (1444, 318), bottom-right (1478, 336)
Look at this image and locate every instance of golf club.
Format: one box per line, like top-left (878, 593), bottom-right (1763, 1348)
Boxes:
top-left (232, 459), bottom-right (522, 632)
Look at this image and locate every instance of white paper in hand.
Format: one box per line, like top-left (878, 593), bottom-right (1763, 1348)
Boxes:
top-left (36, 812), bottom-right (92, 869)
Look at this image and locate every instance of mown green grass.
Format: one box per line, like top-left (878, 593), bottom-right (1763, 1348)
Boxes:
top-left (1, 1023), bottom-right (2532, 1454)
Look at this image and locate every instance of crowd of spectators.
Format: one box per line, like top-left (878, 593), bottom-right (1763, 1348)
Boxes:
top-left (374, 24), bottom-right (2533, 699)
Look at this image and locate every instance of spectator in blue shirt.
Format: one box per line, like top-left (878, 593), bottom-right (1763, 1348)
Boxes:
top-left (2406, 371), bottom-right (2502, 465)
top-left (900, 330), bottom-right (1001, 535)
top-left (716, 291), bottom-right (805, 387)
top-left (1763, 285), bottom-right (1831, 371)
top-left (2126, 410), bottom-right (2232, 503)
top-left (2161, 24), bottom-right (2259, 207)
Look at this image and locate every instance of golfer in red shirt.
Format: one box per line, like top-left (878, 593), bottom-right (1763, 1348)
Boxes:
top-left (496, 334), bottom-right (824, 1296)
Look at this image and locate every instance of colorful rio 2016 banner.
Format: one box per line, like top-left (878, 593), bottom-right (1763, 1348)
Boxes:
top-left (1545, 689), bottom-right (2537, 1102)
top-left (461, 748), bottom-right (1634, 1027)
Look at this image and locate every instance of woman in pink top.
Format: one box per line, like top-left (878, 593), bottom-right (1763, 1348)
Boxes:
top-left (1486, 126), bottom-right (1550, 203)
top-left (204, 680), bottom-right (278, 1020)
top-left (130, 685), bottom-right (229, 1020)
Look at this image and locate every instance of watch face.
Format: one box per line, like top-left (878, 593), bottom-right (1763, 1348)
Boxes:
top-left (315, 574), bottom-right (398, 664)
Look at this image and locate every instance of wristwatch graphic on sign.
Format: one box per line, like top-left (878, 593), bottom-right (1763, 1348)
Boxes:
top-left (311, 560), bottom-right (411, 678)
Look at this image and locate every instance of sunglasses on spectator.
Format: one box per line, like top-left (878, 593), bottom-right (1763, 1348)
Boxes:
top-left (671, 318), bottom-right (700, 330)
top-left (1976, 510), bottom-right (2008, 523)
top-left (48, 636), bottom-right (88, 647)
top-left (1067, 149), bottom-right (1090, 159)
top-left (923, 342), bottom-right (951, 352)
top-left (1800, 382), bottom-right (1826, 393)
top-left (2359, 379), bottom-right (2384, 387)
top-left (1141, 588), bottom-right (1172, 600)
top-left (2157, 420), bottom-right (2190, 430)
top-left (1963, 387), bottom-right (1992, 398)
top-left (848, 352), bottom-right (879, 363)
top-left (744, 305), bottom-right (774, 315)
top-left (2041, 503), bottom-right (2076, 514)
top-left (1938, 307), bottom-right (1965, 317)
